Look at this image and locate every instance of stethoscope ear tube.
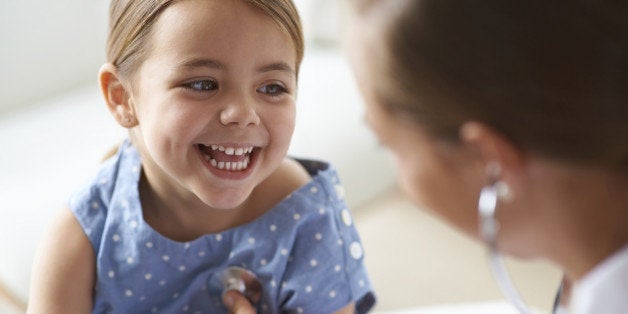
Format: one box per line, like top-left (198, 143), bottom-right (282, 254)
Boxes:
top-left (486, 248), bottom-right (533, 313)
top-left (479, 184), bottom-right (533, 314)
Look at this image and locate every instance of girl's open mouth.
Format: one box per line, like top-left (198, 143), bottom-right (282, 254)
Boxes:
top-left (197, 144), bottom-right (258, 174)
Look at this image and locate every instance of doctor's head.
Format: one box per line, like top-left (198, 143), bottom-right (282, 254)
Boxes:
top-left (348, 0), bottom-right (628, 267)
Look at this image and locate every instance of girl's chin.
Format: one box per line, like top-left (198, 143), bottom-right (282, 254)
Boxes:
top-left (197, 189), bottom-right (253, 211)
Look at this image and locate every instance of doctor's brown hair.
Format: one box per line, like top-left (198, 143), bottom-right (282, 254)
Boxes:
top-left (106, 0), bottom-right (304, 80)
top-left (354, 0), bottom-right (628, 170)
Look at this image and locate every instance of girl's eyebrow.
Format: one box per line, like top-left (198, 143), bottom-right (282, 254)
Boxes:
top-left (175, 58), bottom-right (295, 77)
top-left (257, 62), bottom-right (295, 77)
top-left (176, 58), bottom-right (225, 70)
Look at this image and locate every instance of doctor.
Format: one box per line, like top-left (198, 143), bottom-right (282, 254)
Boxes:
top-left (226, 0), bottom-right (628, 313)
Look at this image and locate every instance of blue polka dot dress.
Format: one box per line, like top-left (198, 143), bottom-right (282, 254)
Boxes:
top-left (69, 140), bottom-right (376, 313)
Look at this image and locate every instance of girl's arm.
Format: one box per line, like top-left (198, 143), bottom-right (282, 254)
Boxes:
top-left (27, 207), bottom-right (95, 314)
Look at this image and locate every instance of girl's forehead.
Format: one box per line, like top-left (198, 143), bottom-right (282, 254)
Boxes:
top-left (155, 0), bottom-right (276, 36)
top-left (146, 0), bottom-right (296, 67)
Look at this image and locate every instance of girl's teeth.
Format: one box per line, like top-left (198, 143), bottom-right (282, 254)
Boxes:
top-left (208, 156), bottom-right (251, 172)
top-left (202, 144), bottom-right (254, 170)
top-left (208, 144), bottom-right (254, 156)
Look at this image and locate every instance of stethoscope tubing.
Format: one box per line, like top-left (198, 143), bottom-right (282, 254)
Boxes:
top-left (479, 183), bottom-right (534, 314)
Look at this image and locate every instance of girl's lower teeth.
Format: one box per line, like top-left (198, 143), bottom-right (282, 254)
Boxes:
top-left (208, 156), bottom-right (250, 171)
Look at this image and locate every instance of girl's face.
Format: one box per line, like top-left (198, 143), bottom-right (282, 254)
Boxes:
top-left (128, 0), bottom-right (297, 210)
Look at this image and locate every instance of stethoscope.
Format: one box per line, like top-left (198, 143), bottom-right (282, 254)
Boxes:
top-left (207, 266), bottom-right (263, 310)
top-left (480, 181), bottom-right (565, 314)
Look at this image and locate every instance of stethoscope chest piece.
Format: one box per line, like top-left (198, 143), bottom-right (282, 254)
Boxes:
top-left (207, 266), bottom-right (263, 306)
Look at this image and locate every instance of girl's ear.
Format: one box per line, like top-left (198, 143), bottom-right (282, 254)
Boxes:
top-left (459, 121), bottom-right (526, 187)
top-left (98, 63), bottom-right (138, 128)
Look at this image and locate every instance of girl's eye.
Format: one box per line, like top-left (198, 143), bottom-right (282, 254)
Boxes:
top-left (184, 80), bottom-right (218, 91)
top-left (257, 83), bottom-right (288, 96)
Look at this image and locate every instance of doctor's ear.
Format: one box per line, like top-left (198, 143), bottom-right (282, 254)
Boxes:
top-left (459, 121), bottom-right (525, 183)
top-left (99, 63), bottom-right (138, 128)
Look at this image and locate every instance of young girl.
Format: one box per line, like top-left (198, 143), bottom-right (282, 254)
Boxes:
top-left (344, 0), bottom-right (627, 313)
top-left (27, 0), bottom-right (375, 313)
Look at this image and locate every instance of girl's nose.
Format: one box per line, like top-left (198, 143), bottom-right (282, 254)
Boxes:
top-left (219, 100), bottom-right (261, 128)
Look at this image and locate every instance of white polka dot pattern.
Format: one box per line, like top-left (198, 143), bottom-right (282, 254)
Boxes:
top-left (350, 241), bottom-right (364, 260)
top-left (68, 140), bottom-right (375, 313)
top-left (341, 209), bottom-right (353, 226)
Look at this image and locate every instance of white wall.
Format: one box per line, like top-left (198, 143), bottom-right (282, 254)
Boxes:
top-left (0, 0), bottom-right (349, 113)
top-left (0, 0), bottom-right (109, 112)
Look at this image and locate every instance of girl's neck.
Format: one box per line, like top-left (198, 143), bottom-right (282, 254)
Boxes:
top-left (136, 158), bottom-right (311, 242)
top-left (138, 171), bottom-right (254, 242)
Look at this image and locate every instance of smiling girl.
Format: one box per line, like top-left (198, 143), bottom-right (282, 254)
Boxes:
top-left (27, 1), bottom-right (375, 313)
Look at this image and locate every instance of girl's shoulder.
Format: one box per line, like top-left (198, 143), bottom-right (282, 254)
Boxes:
top-left (68, 140), bottom-right (141, 249)
top-left (250, 158), bottom-right (312, 213)
top-left (250, 157), bottom-right (342, 215)
top-left (276, 157), bottom-right (313, 191)
top-left (269, 157), bottom-right (338, 192)
top-left (260, 157), bottom-right (343, 201)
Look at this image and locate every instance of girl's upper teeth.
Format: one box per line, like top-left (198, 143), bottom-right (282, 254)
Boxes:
top-left (211, 145), bottom-right (254, 156)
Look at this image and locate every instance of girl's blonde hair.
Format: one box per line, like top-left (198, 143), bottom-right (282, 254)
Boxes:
top-left (106, 0), bottom-right (304, 79)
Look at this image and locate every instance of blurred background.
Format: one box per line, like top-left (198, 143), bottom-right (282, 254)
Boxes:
top-left (0, 1), bottom-right (561, 313)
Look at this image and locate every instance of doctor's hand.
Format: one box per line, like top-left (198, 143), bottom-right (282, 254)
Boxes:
top-left (223, 290), bottom-right (256, 314)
